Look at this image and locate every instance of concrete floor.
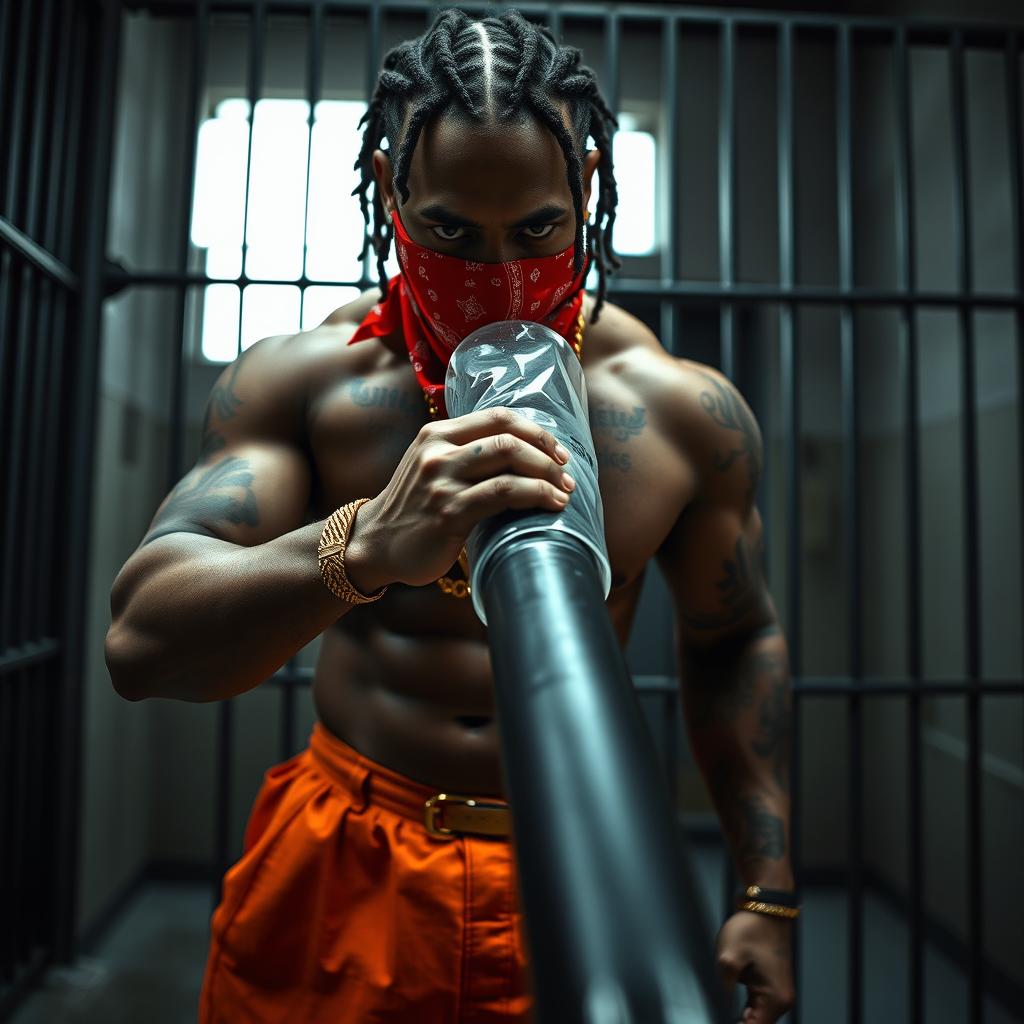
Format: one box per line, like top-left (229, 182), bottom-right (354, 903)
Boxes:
top-left (9, 845), bottom-right (1022, 1024)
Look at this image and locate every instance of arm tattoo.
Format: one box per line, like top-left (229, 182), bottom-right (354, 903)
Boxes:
top-left (680, 533), bottom-right (766, 632)
top-left (141, 456), bottom-right (260, 545)
top-left (695, 370), bottom-right (762, 508)
top-left (751, 657), bottom-right (792, 792)
top-left (736, 792), bottom-right (786, 862)
top-left (686, 633), bottom-right (793, 872)
top-left (708, 754), bottom-right (788, 869)
top-left (198, 349), bottom-right (250, 463)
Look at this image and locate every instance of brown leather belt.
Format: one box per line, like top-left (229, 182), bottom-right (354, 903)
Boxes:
top-left (424, 792), bottom-right (512, 839)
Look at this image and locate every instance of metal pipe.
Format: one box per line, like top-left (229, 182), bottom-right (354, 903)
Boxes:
top-left (479, 533), bottom-right (729, 1024)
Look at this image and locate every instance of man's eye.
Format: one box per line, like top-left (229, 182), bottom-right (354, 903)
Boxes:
top-left (431, 224), bottom-right (467, 241)
top-left (429, 223), bottom-right (557, 242)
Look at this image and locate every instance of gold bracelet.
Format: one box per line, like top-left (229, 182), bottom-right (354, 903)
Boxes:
top-left (317, 498), bottom-right (388, 604)
top-left (736, 900), bottom-right (801, 920)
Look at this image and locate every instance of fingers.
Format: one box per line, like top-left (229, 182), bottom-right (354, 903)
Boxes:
top-left (430, 407), bottom-right (570, 466)
top-left (439, 473), bottom-right (570, 533)
top-left (452, 431), bottom-right (576, 493)
top-left (717, 948), bottom-right (742, 998)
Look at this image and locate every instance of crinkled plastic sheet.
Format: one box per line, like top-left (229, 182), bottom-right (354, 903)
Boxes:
top-left (445, 320), bottom-right (611, 623)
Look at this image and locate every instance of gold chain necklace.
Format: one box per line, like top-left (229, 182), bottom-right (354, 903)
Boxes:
top-left (426, 307), bottom-right (587, 598)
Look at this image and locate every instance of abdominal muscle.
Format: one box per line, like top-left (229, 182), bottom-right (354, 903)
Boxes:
top-left (312, 619), bottom-right (510, 797)
top-left (309, 581), bottom-right (643, 799)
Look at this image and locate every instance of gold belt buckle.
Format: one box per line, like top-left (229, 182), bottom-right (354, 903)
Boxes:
top-left (424, 792), bottom-right (508, 839)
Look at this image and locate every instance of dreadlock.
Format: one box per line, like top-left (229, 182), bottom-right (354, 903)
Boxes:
top-left (351, 6), bottom-right (621, 324)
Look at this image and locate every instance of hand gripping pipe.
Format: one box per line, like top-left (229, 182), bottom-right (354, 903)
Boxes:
top-left (445, 321), bottom-right (731, 1024)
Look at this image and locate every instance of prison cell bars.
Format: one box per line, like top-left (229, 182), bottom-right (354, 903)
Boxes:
top-left (113, 3), bottom-right (1024, 1021)
top-left (892, 25), bottom-right (926, 1024)
top-left (2, 0), bottom-right (1022, 1021)
top-left (0, 0), bottom-right (121, 1013)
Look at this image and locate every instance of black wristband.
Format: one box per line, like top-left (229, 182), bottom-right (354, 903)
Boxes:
top-left (734, 884), bottom-right (799, 909)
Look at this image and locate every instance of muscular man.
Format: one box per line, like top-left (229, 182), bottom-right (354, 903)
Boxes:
top-left (105, 8), bottom-right (796, 1023)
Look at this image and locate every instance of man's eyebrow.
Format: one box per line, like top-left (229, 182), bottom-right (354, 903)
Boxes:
top-left (415, 203), bottom-right (569, 229)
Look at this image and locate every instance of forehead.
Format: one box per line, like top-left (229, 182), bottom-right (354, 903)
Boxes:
top-left (404, 109), bottom-right (574, 208)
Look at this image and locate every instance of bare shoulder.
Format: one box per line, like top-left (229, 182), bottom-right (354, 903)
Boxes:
top-left (584, 294), bottom-right (763, 496)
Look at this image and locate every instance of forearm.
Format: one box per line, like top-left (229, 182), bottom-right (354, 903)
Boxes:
top-left (106, 519), bottom-right (365, 703)
top-left (680, 625), bottom-right (794, 889)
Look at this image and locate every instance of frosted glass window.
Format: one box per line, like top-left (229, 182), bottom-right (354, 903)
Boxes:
top-left (241, 285), bottom-right (301, 351)
top-left (191, 98), bottom-right (371, 362)
top-left (200, 284), bottom-right (241, 363)
top-left (302, 285), bottom-right (362, 331)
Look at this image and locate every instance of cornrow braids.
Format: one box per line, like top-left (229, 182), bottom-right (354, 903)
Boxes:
top-left (351, 6), bottom-right (621, 324)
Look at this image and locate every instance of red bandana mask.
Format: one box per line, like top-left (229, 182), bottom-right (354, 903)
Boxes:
top-left (347, 208), bottom-right (590, 417)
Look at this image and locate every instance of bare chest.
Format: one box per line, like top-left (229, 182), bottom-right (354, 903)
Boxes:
top-left (306, 358), bottom-right (695, 596)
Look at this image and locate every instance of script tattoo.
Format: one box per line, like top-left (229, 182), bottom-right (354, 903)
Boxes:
top-left (596, 446), bottom-right (631, 473)
top-left (695, 370), bottom-right (761, 508)
top-left (592, 401), bottom-right (646, 442)
top-left (349, 378), bottom-right (421, 415)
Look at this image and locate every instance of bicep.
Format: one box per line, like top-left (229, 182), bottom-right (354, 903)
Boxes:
top-left (141, 439), bottom-right (312, 548)
top-left (139, 334), bottom-right (314, 548)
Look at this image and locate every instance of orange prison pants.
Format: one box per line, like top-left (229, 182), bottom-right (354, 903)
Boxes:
top-left (198, 721), bottom-right (535, 1023)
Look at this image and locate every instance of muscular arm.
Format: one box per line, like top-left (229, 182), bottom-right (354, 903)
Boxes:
top-left (104, 332), bottom-right (363, 703)
top-left (656, 364), bottom-right (795, 890)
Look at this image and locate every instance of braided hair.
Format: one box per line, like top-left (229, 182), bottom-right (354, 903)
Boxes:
top-left (351, 6), bottom-right (621, 324)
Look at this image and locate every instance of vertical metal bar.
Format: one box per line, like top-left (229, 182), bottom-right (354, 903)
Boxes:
top-left (239, 0), bottom-right (267, 301)
top-left (1, 267), bottom-right (37, 649)
top-left (360, 0), bottom-right (382, 285)
top-left (19, 0), bottom-right (57, 644)
top-left (0, 672), bottom-right (12, 981)
top-left (719, 19), bottom-right (736, 380)
top-left (299, 2), bottom-right (324, 317)
top-left (282, 1), bottom-right (326, 761)
top-left (2, 0), bottom-right (35, 223)
top-left (893, 26), bottom-right (924, 1024)
top-left (717, 23), bottom-right (740, 972)
top-left (215, 0), bottom-right (267, 900)
top-left (12, 673), bottom-right (28, 969)
top-left (1005, 35), bottom-right (1024, 794)
top-left (214, 699), bottom-right (234, 909)
top-left (837, 23), bottom-right (863, 1024)
top-left (949, 28), bottom-right (983, 1023)
top-left (168, 0), bottom-right (207, 491)
top-left (605, 10), bottom-right (620, 134)
top-left (661, 16), bottom-right (678, 358)
top-left (33, 0), bottom-right (75, 639)
top-left (777, 21), bottom-right (802, 1023)
top-left (53, 0), bottom-right (121, 962)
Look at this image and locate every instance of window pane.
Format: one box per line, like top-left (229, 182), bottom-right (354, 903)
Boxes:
top-left (245, 99), bottom-right (310, 281)
top-left (302, 285), bottom-right (361, 331)
top-left (241, 284), bottom-right (301, 350)
top-left (307, 100), bottom-right (367, 282)
top-left (191, 105), bottom-right (249, 250)
top-left (201, 284), bottom-right (241, 362)
top-left (612, 129), bottom-right (656, 256)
